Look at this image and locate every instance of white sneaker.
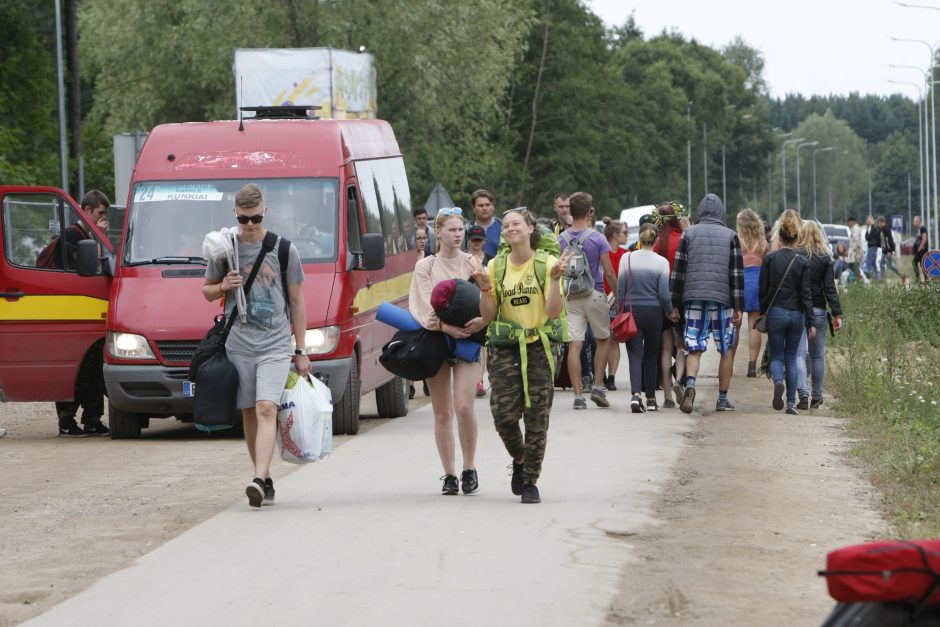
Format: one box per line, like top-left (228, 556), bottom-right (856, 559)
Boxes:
top-left (0, 426), bottom-right (6, 437)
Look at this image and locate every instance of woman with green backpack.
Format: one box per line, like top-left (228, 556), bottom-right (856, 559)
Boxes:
top-left (479, 208), bottom-right (571, 504)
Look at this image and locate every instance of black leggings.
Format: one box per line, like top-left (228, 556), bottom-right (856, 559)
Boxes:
top-left (625, 306), bottom-right (664, 398)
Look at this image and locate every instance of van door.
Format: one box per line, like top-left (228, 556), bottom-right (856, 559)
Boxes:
top-left (0, 188), bottom-right (112, 401)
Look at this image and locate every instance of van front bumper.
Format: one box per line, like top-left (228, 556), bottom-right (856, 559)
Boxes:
top-left (103, 357), bottom-right (353, 415)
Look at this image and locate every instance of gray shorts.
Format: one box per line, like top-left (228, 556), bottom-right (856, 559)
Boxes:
top-left (229, 351), bottom-right (292, 409)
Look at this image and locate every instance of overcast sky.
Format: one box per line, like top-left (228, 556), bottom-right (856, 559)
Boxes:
top-left (586, 0), bottom-right (940, 100)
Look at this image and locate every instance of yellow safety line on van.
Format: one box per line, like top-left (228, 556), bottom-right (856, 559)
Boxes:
top-left (0, 295), bottom-right (108, 321)
top-left (352, 272), bottom-right (413, 313)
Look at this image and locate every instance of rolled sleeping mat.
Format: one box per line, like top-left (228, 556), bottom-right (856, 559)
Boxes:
top-left (376, 301), bottom-right (481, 362)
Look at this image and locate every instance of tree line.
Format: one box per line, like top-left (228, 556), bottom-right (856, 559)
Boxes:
top-left (0, 0), bottom-right (923, 226)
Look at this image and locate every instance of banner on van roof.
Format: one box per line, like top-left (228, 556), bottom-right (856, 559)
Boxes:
top-left (234, 48), bottom-right (377, 120)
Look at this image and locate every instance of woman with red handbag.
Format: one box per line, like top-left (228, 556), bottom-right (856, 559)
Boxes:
top-left (616, 224), bottom-right (678, 413)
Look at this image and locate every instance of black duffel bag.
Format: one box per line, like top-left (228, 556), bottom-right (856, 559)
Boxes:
top-left (188, 232), bottom-right (277, 432)
top-left (379, 328), bottom-right (454, 381)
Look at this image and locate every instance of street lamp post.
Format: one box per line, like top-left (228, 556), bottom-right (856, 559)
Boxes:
top-left (703, 123), bottom-right (708, 195)
top-left (687, 101), bottom-right (692, 209)
top-left (796, 141), bottom-right (819, 215)
top-left (887, 78), bottom-right (926, 227)
top-left (781, 137), bottom-right (805, 210)
top-left (812, 146), bottom-right (834, 221)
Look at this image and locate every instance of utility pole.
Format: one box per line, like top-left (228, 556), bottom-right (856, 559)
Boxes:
top-left (703, 123), bottom-right (708, 195)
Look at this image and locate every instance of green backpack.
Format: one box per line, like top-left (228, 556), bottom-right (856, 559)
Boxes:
top-left (487, 226), bottom-right (568, 407)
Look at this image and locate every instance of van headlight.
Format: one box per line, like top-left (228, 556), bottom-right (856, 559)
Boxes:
top-left (108, 332), bottom-right (156, 359)
top-left (295, 326), bottom-right (340, 356)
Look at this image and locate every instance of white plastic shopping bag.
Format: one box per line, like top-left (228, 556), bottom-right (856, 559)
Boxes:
top-left (276, 371), bottom-right (333, 464)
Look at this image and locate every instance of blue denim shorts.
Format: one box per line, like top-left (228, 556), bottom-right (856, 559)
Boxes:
top-left (683, 300), bottom-right (736, 355)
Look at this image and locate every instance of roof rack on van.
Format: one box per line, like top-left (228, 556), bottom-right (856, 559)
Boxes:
top-left (239, 105), bottom-right (322, 120)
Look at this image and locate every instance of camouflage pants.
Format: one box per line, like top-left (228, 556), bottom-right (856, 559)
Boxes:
top-left (489, 343), bottom-right (555, 485)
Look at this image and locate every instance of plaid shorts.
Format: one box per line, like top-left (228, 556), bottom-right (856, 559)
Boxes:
top-left (683, 300), bottom-right (736, 355)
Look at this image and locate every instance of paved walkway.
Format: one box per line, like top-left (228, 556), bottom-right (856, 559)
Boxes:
top-left (26, 357), bottom-right (703, 626)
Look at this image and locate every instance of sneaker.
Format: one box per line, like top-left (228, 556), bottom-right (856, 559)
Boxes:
top-left (521, 483), bottom-right (541, 504)
top-left (605, 376), bottom-right (617, 392)
top-left (475, 382), bottom-right (486, 398)
top-left (263, 478), bottom-right (275, 506)
top-left (461, 469), bottom-right (479, 494)
top-left (441, 474), bottom-right (459, 495)
top-left (746, 361), bottom-right (757, 378)
top-left (246, 478), bottom-right (265, 508)
top-left (409, 384), bottom-right (415, 400)
top-left (679, 387), bottom-right (696, 414)
top-left (581, 375), bottom-right (593, 392)
top-left (423, 380), bottom-right (430, 396)
top-left (786, 406), bottom-right (799, 416)
top-left (811, 397), bottom-right (823, 409)
top-left (646, 398), bottom-right (658, 412)
top-left (772, 382), bottom-right (785, 411)
top-left (662, 399), bottom-right (676, 409)
top-left (796, 396), bottom-right (809, 411)
top-left (589, 387), bottom-right (610, 408)
top-left (672, 382), bottom-right (685, 404)
top-left (715, 398), bottom-right (735, 411)
top-left (59, 422), bottom-right (90, 438)
top-left (630, 394), bottom-right (645, 413)
top-left (573, 397), bottom-right (587, 410)
top-left (83, 421), bottom-right (110, 436)
top-left (0, 426), bottom-right (6, 437)
top-left (509, 461), bottom-right (524, 496)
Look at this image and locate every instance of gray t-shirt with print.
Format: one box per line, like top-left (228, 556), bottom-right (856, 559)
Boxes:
top-left (205, 235), bottom-right (304, 356)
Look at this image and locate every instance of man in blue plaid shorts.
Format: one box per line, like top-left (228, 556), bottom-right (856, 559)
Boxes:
top-left (669, 194), bottom-right (744, 413)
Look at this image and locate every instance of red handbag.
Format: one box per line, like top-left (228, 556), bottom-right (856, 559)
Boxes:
top-left (610, 253), bottom-right (637, 342)
top-left (819, 540), bottom-right (940, 605)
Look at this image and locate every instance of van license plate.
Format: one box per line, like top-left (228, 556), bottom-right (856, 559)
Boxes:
top-left (183, 381), bottom-right (195, 398)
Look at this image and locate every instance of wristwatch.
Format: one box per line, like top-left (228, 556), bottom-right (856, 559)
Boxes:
top-left (294, 347), bottom-right (309, 356)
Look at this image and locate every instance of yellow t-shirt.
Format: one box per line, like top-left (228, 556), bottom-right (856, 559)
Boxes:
top-left (488, 253), bottom-right (560, 332)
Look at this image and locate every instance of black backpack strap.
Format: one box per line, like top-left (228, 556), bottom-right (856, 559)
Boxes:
top-left (277, 235), bottom-right (291, 316)
top-left (224, 232), bottom-right (278, 333)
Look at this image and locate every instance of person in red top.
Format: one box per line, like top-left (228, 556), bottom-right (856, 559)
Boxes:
top-left (652, 202), bottom-right (687, 408)
top-left (602, 217), bottom-right (628, 390)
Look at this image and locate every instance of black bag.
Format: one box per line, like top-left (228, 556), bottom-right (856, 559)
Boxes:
top-left (432, 278), bottom-right (486, 345)
top-left (379, 328), bottom-right (454, 380)
top-left (189, 232), bottom-right (279, 431)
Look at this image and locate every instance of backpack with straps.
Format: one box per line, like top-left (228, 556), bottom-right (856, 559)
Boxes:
top-left (558, 229), bottom-right (596, 299)
top-left (36, 224), bottom-right (84, 269)
top-left (487, 226), bottom-right (567, 407)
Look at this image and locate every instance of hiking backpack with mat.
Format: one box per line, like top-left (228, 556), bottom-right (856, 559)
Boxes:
top-left (558, 229), bottom-right (596, 299)
top-left (188, 231), bottom-right (287, 432)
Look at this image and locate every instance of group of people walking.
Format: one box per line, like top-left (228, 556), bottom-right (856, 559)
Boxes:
top-left (409, 190), bottom-right (853, 505)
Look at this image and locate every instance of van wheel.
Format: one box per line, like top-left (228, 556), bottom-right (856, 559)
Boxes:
top-left (109, 405), bottom-right (144, 439)
top-left (332, 353), bottom-right (361, 435)
top-left (375, 375), bottom-right (409, 418)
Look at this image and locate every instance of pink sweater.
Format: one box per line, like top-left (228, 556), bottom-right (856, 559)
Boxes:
top-left (408, 252), bottom-right (482, 330)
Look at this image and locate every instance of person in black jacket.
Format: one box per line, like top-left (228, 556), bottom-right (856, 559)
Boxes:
top-left (759, 210), bottom-right (815, 415)
top-left (913, 224), bottom-right (930, 282)
top-left (863, 215), bottom-right (881, 281)
top-left (796, 221), bottom-right (844, 409)
top-left (877, 216), bottom-right (903, 279)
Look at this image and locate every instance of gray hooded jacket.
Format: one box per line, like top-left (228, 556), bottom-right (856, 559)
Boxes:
top-left (669, 194), bottom-right (744, 309)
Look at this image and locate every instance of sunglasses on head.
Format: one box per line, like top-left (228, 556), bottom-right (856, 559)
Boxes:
top-left (438, 207), bottom-right (462, 216)
top-left (235, 211), bottom-right (265, 224)
top-left (502, 206), bottom-right (529, 217)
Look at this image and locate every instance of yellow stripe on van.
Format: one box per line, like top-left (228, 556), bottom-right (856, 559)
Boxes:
top-left (0, 295), bottom-right (108, 321)
top-left (352, 271), bottom-right (413, 313)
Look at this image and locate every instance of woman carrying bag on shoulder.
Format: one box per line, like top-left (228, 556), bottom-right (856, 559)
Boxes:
top-left (408, 208), bottom-right (490, 496)
top-left (617, 224), bottom-right (677, 413)
top-left (479, 208), bottom-right (570, 504)
top-left (758, 210), bottom-right (814, 416)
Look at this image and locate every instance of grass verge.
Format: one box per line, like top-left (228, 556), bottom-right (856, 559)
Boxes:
top-left (829, 279), bottom-right (940, 537)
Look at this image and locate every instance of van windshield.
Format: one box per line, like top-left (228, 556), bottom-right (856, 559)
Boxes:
top-left (124, 178), bottom-right (339, 265)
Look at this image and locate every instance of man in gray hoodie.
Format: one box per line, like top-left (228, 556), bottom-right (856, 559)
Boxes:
top-left (669, 194), bottom-right (745, 413)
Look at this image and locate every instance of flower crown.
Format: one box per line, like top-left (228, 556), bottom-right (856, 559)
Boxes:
top-left (651, 201), bottom-right (687, 226)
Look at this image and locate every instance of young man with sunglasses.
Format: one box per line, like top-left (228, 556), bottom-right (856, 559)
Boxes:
top-left (203, 183), bottom-right (310, 508)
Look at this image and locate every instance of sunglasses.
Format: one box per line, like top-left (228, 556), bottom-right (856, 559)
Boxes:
top-left (235, 211), bottom-right (265, 224)
top-left (438, 207), bottom-right (462, 216)
top-left (502, 206), bottom-right (529, 216)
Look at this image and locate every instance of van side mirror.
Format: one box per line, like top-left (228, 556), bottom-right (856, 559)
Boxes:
top-left (359, 233), bottom-right (385, 271)
top-left (76, 240), bottom-right (107, 277)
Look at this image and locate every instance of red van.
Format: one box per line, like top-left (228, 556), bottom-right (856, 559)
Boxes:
top-left (90, 109), bottom-right (415, 437)
top-left (0, 186), bottom-right (113, 406)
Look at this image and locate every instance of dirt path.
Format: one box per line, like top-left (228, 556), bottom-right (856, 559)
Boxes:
top-left (0, 394), bottom-right (424, 627)
top-left (605, 343), bottom-right (887, 625)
